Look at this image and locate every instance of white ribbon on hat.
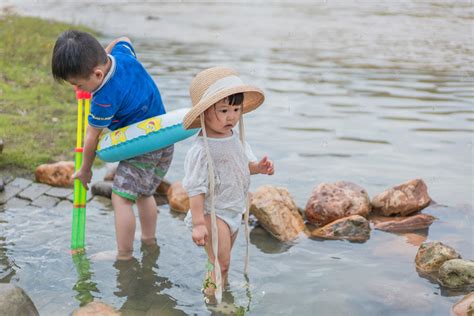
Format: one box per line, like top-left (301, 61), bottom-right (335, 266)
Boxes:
top-left (201, 75), bottom-right (244, 100)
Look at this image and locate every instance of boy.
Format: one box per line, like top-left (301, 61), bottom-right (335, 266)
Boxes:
top-left (52, 30), bottom-right (173, 260)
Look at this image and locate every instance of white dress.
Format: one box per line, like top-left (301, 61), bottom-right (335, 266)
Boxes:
top-left (183, 130), bottom-right (257, 234)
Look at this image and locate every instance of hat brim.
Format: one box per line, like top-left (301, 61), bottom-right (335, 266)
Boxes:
top-left (182, 85), bottom-right (264, 129)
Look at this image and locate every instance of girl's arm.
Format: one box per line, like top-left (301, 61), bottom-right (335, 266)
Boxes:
top-left (105, 37), bottom-right (132, 54)
top-left (190, 194), bottom-right (208, 246)
top-left (249, 155), bottom-right (274, 175)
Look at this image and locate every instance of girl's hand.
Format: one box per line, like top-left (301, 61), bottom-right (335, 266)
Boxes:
top-left (255, 156), bottom-right (274, 175)
top-left (192, 224), bottom-right (208, 247)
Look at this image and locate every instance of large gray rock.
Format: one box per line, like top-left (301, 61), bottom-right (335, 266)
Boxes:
top-left (438, 259), bottom-right (474, 289)
top-left (0, 284), bottom-right (39, 316)
top-left (371, 179), bottom-right (431, 216)
top-left (305, 181), bottom-right (371, 226)
top-left (415, 241), bottom-right (461, 273)
top-left (91, 181), bottom-right (112, 198)
top-left (250, 185), bottom-right (305, 242)
top-left (311, 215), bottom-right (371, 242)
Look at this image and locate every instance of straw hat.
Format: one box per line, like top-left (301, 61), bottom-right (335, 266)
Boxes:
top-left (182, 66), bottom-right (265, 129)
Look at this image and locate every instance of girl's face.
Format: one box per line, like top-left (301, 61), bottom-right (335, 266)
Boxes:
top-left (203, 98), bottom-right (242, 137)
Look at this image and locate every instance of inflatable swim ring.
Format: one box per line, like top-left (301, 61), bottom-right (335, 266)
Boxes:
top-left (96, 108), bottom-right (198, 162)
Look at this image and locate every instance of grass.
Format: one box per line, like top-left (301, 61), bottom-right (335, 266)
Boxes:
top-left (0, 13), bottom-right (98, 178)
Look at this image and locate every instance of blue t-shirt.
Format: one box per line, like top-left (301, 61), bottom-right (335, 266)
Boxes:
top-left (88, 41), bottom-right (166, 130)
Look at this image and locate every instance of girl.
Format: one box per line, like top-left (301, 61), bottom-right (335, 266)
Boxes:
top-left (182, 66), bottom-right (274, 303)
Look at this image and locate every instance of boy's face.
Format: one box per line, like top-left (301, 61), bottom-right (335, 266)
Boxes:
top-left (67, 69), bottom-right (104, 93)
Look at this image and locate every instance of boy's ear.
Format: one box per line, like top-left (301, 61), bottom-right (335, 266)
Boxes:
top-left (93, 68), bottom-right (104, 80)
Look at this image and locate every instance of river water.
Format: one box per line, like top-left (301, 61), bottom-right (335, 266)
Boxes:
top-left (0, 0), bottom-right (473, 315)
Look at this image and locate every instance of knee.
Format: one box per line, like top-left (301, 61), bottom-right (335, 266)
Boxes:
top-left (219, 259), bottom-right (230, 275)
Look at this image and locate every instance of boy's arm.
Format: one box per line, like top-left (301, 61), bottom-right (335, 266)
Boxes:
top-left (105, 37), bottom-right (132, 54)
top-left (74, 126), bottom-right (102, 190)
top-left (249, 156), bottom-right (274, 175)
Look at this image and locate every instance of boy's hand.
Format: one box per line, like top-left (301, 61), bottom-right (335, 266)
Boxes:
top-left (255, 156), bottom-right (274, 175)
top-left (192, 224), bottom-right (208, 247)
top-left (73, 168), bottom-right (93, 190)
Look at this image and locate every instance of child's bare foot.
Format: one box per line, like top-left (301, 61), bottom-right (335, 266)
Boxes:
top-left (202, 286), bottom-right (217, 305)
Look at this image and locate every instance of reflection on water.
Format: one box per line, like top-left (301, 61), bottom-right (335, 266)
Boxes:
top-left (113, 241), bottom-right (186, 315)
top-left (72, 254), bottom-right (99, 306)
top-left (1, 0), bottom-right (473, 315)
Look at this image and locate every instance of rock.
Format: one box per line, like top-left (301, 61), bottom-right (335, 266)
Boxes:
top-left (415, 241), bottom-right (461, 273)
top-left (0, 178), bottom-right (33, 205)
top-left (72, 301), bottom-right (120, 316)
top-left (103, 163), bottom-right (118, 181)
top-left (438, 259), bottom-right (474, 289)
top-left (52, 200), bottom-right (73, 212)
top-left (91, 181), bottom-right (112, 198)
top-left (45, 187), bottom-right (73, 199)
top-left (373, 214), bottom-right (436, 232)
top-left (452, 292), bottom-right (474, 316)
top-left (35, 161), bottom-right (75, 187)
top-left (30, 195), bottom-right (60, 209)
top-left (5, 197), bottom-right (30, 208)
top-left (311, 215), bottom-right (371, 242)
top-left (88, 196), bottom-right (113, 210)
top-left (250, 186), bottom-right (305, 242)
top-left (167, 181), bottom-right (189, 213)
top-left (156, 179), bottom-right (171, 196)
top-left (0, 283), bottom-right (39, 316)
top-left (305, 181), bottom-right (371, 226)
top-left (18, 183), bottom-right (50, 201)
top-left (0, 178), bottom-right (4, 192)
top-left (371, 179), bottom-right (431, 216)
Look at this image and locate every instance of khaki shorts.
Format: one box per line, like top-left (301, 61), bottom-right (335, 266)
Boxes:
top-left (112, 145), bottom-right (174, 201)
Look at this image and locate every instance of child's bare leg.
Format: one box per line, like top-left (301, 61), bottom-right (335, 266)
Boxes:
top-left (112, 193), bottom-right (136, 260)
top-left (203, 216), bottom-right (235, 288)
top-left (137, 195), bottom-right (158, 244)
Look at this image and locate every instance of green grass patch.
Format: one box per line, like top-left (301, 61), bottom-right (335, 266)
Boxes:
top-left (0, 13), bottom-right (99, 177)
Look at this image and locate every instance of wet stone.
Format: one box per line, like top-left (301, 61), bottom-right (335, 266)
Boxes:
top-left (53, 200), bottom-right (73, 212)
top-left (5, 197), bottom-right (31, 208)
top-left (89, 196), bottom-right (113, 210)
top-left (18, 183), bottom-right (51, 201)
top-left (31, 195), bottom-right (60, 209)
top-left (0, 178), bottom-right (33, 205)
top-left (45, 187), bottom-right (73, 199)
top-left (9, 178), bottom-right (33, 190)
top-left (67, 190), bottom-right (93, 203)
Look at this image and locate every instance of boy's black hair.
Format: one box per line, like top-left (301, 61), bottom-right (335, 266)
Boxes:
top-left (51, 30), bottom-right (108, 82)
top-left (227, 93), bottom-right (244, 106)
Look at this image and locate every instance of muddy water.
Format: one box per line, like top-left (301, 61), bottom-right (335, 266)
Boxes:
top-left (1, 1), bottom-right (473, 315)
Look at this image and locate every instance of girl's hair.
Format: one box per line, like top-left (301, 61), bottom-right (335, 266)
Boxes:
top-left (51, 30), bottom-right (108, 82)
top-left (227, 93), bottom-right (244, 106)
